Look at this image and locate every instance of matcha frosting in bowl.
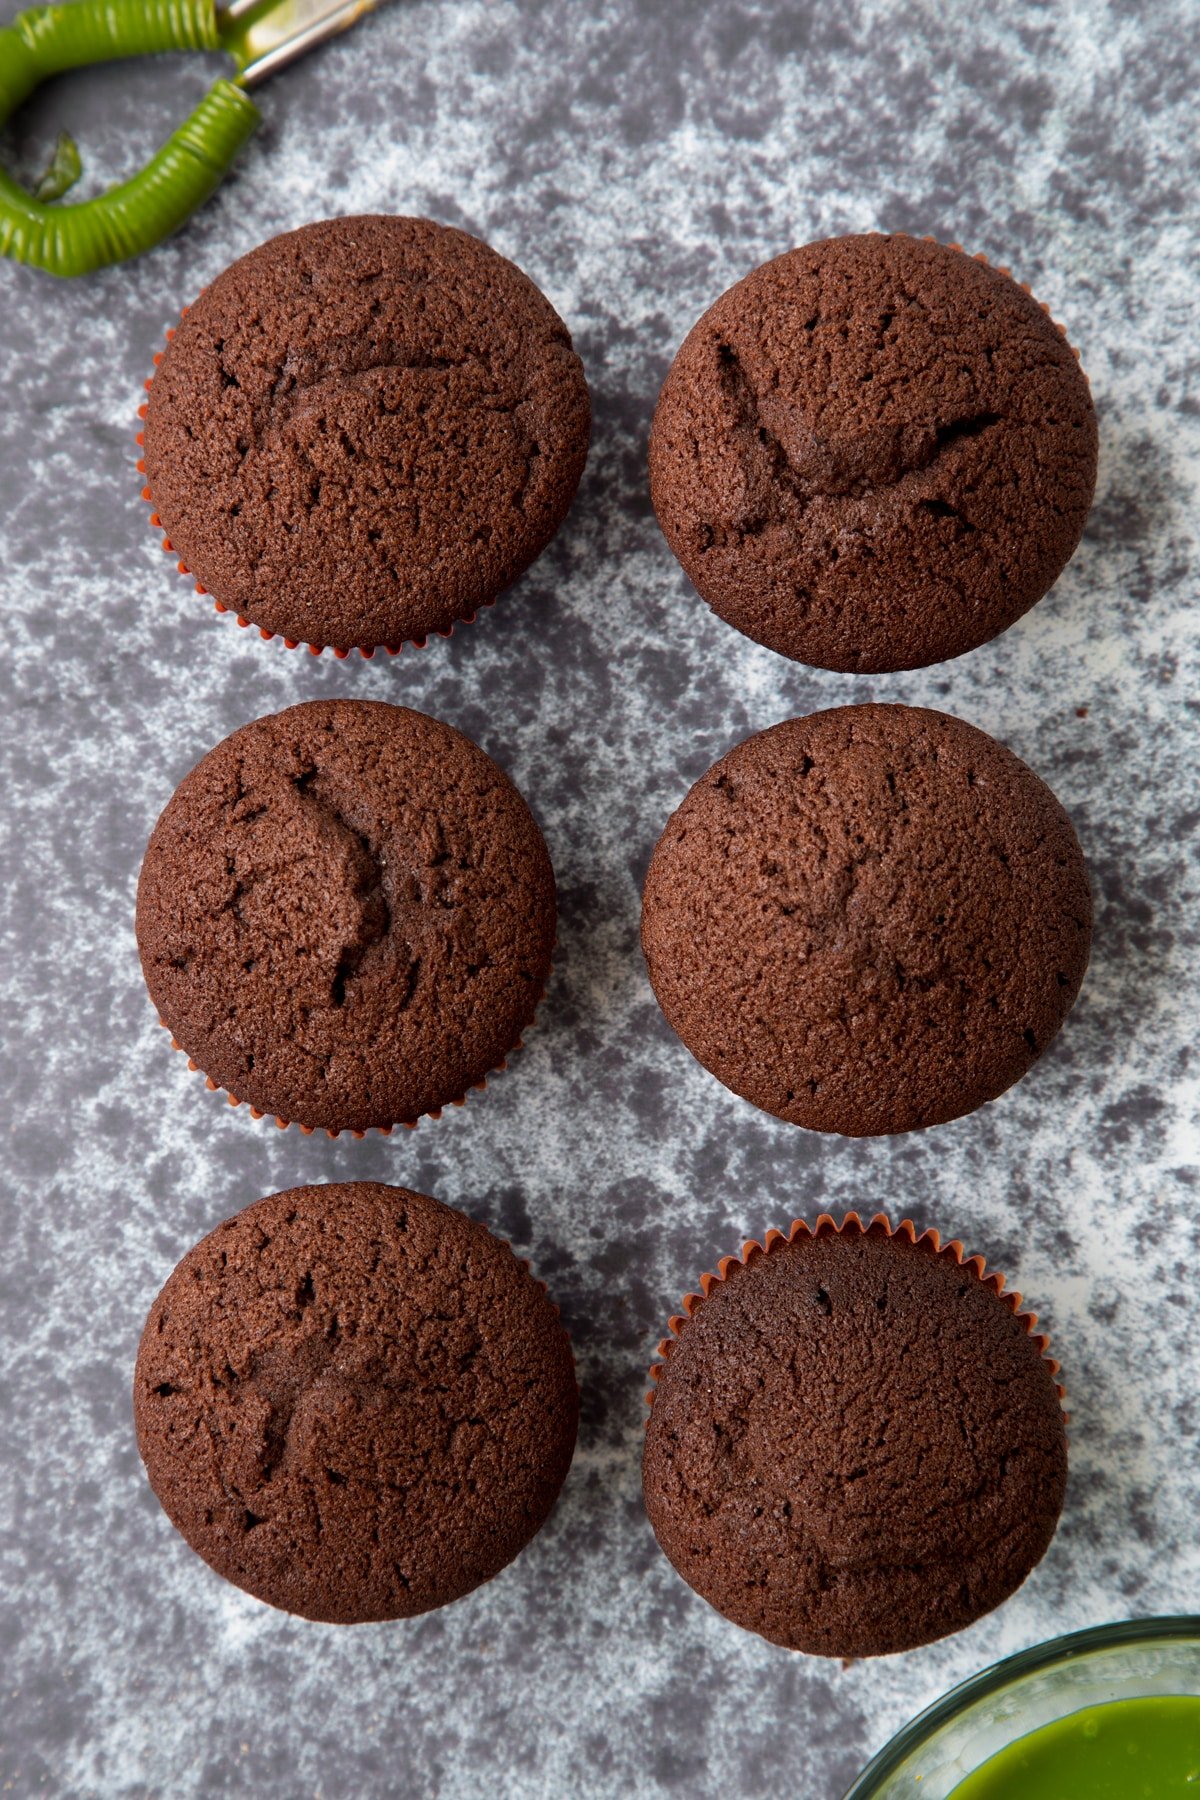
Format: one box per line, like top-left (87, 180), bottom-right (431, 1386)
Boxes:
top-left (845, 1617), bottom-right (1200, 1799)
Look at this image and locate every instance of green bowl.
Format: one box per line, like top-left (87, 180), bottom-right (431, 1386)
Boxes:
top-left (845, 1617), bottom-right (1200, 1799)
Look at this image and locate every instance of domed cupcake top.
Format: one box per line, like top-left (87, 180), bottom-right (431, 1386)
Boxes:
top-left (142, 215), bottom-right (590, 651)
top-left (136, 698), bottom-right (555, 1133)
top-left (135, 1182), bottom-right (579, 1623)
top-left (649, 233), bottom-right (1096, 672)
top-left (641, 702), bottom-right (1091, 1135)
top-left (643, 1213), bottom-right (1067, 1657)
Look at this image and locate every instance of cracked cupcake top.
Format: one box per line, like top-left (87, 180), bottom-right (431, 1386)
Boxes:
top-left (134, 1182), bottom-right (579, 1623)
top-left (649, 232), bottom-right (1097, 672)
top-left (142, 215), bottom-right (591, 650)
top-left (642, 1219), bottom-right (1067, 1657)
top-left (641, 703), bottom-right (1091, 1135)
top-left (136, 698), bottom-right (556, 1131)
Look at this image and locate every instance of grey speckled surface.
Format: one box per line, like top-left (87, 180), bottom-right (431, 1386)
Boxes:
top-left (1, 2), bottom-right (1198, 1795)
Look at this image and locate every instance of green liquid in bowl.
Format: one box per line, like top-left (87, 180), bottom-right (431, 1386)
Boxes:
top-left (948, 1697), bottom-right (1200, 1798)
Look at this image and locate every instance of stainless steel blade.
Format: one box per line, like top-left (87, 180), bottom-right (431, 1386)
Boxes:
top-left (219, 0), bottom-right (382, 88)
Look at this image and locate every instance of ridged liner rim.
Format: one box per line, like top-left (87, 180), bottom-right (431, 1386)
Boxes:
top-left (645, 1210), bottom-right (1066, 1412)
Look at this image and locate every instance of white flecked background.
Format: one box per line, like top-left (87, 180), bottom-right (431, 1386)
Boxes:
top-left (1, 2), bottom-right (1198, 1795)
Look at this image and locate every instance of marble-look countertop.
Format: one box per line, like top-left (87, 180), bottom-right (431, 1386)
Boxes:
top-left (1, 2), bottom-right (1198, 1795)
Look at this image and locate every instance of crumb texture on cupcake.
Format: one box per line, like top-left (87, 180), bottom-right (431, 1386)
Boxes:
top-left (134, 1182), bottom-right (579, 1623)
top-left (136, 698), bottom-right (556, 1132)
top-left (142, 215), bottom-right (591, 649)
top-left (649, 232), bottom-right (1097, 672)
top-left (643, 1220), bottom-right (1067, 1657)
top-left (641, 703), bottom-right (1091, 1136)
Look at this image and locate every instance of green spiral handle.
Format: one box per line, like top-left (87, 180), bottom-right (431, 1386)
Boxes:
top-left (0, 0), bottom-right (260, 277)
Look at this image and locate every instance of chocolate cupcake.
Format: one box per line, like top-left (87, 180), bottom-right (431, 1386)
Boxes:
top-left (136, 698), bottom-right (555, 1133)
top-left (644, 1213), bottom-right (1067, 1658)
top-left (140, 215), bottom-right (590, 652)
top-left (649, 232), bottom-right (1097, 672)
top-left (641, 703), bottom-right (1091, 1136)
top-left (135, 1182), bottom-right (579, 1622)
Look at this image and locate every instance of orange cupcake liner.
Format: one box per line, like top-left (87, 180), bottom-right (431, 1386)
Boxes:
top-left (645, 1210), bottom-right (1066, 1410)
top-left (150, 965), bottom-right (551, 1141)
top-left (135, 301), bottom-right (493, 658)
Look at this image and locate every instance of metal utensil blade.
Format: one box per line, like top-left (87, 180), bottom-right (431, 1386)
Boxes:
top-left (220, 0), bottom-right (382, 87)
